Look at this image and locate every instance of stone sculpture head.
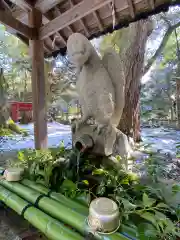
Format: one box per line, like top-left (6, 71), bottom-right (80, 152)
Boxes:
top-left (67, 33), bottom-right (92, 67)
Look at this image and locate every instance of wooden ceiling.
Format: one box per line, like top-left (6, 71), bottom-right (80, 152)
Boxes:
top-left (0, 0), bottom-right (177, 57)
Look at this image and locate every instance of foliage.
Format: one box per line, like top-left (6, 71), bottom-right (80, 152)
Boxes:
top-left (141, 66), bottom-right (176, 120)
top-left (0, 127), bottom-right (14, 136)
top-left (8, 142), bottom-right (71, 188)
top-left (9, 146), bottom-right (180, 239)
top-left (99, 7), bottom-right (180, 124)
top-left (141, 11), bottom-right (180, 121)
top-left (0, 119), bottom-right (28, 136)
top-left (0, 25), bottom-right (77, 109)
top-left (46, 58), bottom-right (78, 105)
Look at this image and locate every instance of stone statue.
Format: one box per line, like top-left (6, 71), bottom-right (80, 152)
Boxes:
top-left (67, 33), bottom-right (129, 157)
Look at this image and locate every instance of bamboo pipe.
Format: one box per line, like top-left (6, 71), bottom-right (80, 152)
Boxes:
top-left (21, 179), bottom-right (88, 215)
top-left (0, 179), bottom-right (129, 240)
top-left (22, 179), bottom-right (138, 239)
top-left (0, 185), bottom-right (83, 240)
top-left (0, 171), bottom-right (137, 239)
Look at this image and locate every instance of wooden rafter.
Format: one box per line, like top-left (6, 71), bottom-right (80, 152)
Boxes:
top-left (1, 0), bottom-right (12, 11)
top-left (0, 8), bottom-right (34, 38)
top-left (12, 7), bottom-right (25, 19)
top-left (53, 31), bottom-right (66, 45)
top-left (58, 33), bottom-right (66, 45)
top-left (11, 0), bottom-right (65, 20)
top-left (43, 42), bottom-right (51, 53)
top-left (93, 11), bottom-right (103, 31)
top-left (35, 0), bottom-right (65, 13)
top-left (42, 14), bottom-right (66, 45)
top-left (69, 0), bottom-right (89, 36)
top-left (9, 0), bottom-right (33, 11)
top-left (53, 7), bottom-right (74, 34)
top-left (127, 0), bottom-right (135, 18)
top-left (10, 7), bottom-right (60, 48)
top-left (39, 0), bottom-right (112, 40)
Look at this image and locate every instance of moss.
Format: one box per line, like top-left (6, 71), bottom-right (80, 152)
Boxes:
top-left (0, 128), bottom-right (13, 136)
top-left (0, 119), bottom-right (28, 136)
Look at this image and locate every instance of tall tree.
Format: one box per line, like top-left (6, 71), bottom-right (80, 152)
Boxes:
top-left (100, 20), bottom-right (152, 141)
top-left (0, 68), bottom-right (9, 126)
top-left (174, 28), bottom-right (180, 128)
top-left (99, 7), bottom-right (180, 141)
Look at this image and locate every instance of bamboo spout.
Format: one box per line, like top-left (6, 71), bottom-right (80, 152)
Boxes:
top-left (74, 134), bottom-right (94, 152)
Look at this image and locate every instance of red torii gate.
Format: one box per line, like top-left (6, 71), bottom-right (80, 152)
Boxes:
top-left (9, 102), bottom-right (32, 122)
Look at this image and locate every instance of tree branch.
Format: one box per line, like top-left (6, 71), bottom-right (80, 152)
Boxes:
top-left (144, 21), bottom-right (180, 75)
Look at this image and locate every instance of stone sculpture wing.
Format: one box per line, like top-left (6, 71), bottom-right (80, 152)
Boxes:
top-left (102, 49), bottom-right (126, 126)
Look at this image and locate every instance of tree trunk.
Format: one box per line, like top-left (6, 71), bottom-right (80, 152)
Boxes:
top-left (118, 20), bottom-right (152, 142)
top-left (170, 106), bottom-right (174, 121)
top-left (176, 78), bottom-right (180, 129)
top-left (175, 30), bottom-right (180, 128)
top-left (0, 68), bottom-right (9, 127)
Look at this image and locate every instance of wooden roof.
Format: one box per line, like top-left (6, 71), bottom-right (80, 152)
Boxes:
top-left (0, 0), bottom-right (178, 57)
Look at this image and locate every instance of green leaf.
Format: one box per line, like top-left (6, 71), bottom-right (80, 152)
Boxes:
top-left (172, 184), bottom-right (180, 193)
top-left (121, 198), bottom-right (136, 210)
top-left (163, 219), bottom-right (175, 234)
top-left (154, 211), bottom-right (167, 221)
top-left (139, 212), bottom-right (157, 227)
top-left (18, 151), bottom-right (25, 161)
top-left (156, 203), bottom-right (169, 209)
top-left (61, 179), bottom-right (77, 191)
top-left (96, 185), bottom-right (106, 195)
top-left (120, 177), bottom-right (129, 185)
top-left (175, 232), bottom-right (180, 237)
top-left (116, 155), bottom-right (121, 161)
top-left (137, 223), bottom-right (158, 240)
top-left (82, 180), bottom-right (89, 186)
top-left (92, 169), bottom-right (106, 175)
top-left (143, 193), bottom-right (156, 207)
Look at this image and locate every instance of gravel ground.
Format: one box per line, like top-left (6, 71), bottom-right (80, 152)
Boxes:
top-left (0, 207), bottom-right (46, 240)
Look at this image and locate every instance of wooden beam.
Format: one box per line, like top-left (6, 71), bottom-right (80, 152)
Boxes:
top-left (93, 11), bottom-right (103, 31)
top-left (0, 8), bottom-right (34, 38)
top-left (44, 10), bottom-right (66, 46)
top-left (53, 7), bottom-right (74, 34)
top-left (127, 0), bottom-right (135, 18)
top-left (1, 0), bottom-right (12, 11)
top-left (69, 0), bottom-right (89, 36)
top-left (35, 0), bottom-right (65, 13)
top-left (29, 8), bottom-right (47, 149)
top-left (9, 0), bottom-right (33, 11)
top-left (12, 7), bottom-right (26, 20)
top-left (55, 32), bottom-right (66, 45)
top-left (11, 6), bottom-right (60, 49)
top-left (43, 42), bottom-right (51, 53)
top-left (11, 0), bottom-right (65, 21)
top-left (46, 35), bottom-right (59, 50)
top-left (39, 0), bottom-right (112, 40)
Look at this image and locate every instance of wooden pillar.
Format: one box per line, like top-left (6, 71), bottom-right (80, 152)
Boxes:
top-left (29, 8), bottom-right (47, 149)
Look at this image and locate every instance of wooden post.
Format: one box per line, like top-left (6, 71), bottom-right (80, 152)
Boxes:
top-left (29, 8), bottom-right (47, 149)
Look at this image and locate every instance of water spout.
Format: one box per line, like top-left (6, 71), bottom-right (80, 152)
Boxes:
top-left (74, 134), bottom-right (94, 153)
